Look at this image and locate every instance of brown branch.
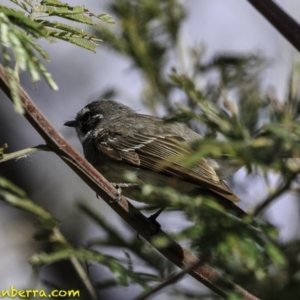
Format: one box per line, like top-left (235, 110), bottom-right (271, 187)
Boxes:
top-left (247, 0), bottom-right (300, 52)
top-left (0, 64), bottom-right (260, 300)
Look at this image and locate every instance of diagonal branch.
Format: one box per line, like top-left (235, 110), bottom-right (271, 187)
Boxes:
top-left (0, 64), bottom-right (259, 300)
top-left (247, 0), bottom-right (300, 52)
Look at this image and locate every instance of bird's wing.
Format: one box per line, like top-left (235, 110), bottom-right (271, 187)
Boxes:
top-left (94, 123), bottom-right (240, 207)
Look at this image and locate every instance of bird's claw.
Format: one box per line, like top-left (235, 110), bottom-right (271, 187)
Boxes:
top-left (109, 184), bottom-right (123, 203)
top-left (149, 207), bottom-right (165, 221)
top-left (136, 209), bottom-right (164, 239)
top-left (147, 218), bottom-right (161, 235)
top-left (136, 218), bottom-right (161, 239)
top-left (109, 182), bottom-right (137, 203)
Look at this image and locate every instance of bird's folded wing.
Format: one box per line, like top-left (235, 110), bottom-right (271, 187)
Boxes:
top-left (95, 126), bottom-right (240, 205)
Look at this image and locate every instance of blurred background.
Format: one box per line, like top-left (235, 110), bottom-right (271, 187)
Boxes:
top-left (1, 0), bottom-right (300, 299)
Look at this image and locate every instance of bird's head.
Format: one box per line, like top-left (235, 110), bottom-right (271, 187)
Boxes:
top-left (64, 99), bottom-right (135, 143)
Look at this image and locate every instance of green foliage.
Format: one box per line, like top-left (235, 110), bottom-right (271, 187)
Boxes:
top-left (0, 177), bottom-right (58, 227)
top-left (0, 9), bottom-right (55, 112)
top-left (92, 0), bottom-right (300, 298)
top-left (96, 0), bottom-right (185, 112)
top-left (169, 71), bottom-right (247, 139)
top-left (0, 178), bottom-right (154, 294)
top-left (168, 71), bottom-right (300, 176)
top-left (29, 248), bottom-right (150, 289)
top-left (0, 0), bottom-right (114, 113)
top-left (78, 202), bottom-right (175, 280)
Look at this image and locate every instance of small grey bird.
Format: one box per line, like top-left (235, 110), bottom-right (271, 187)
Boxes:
top-left (64, 99), bottom-right (246, 217)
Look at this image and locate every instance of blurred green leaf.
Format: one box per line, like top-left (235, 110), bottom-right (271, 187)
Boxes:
top-left (0, 177), bottom-right (58, 227)
top-left (29, 248), bottom-right (150, 289)
top-left (0, 0), bottom-right (114, 112)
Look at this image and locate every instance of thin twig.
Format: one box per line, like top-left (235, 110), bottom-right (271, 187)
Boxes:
top-left (0, 187), bottom-right (98, 300)
top-left (0, 144), bottom-right (50, 163)
top-left (70, 257), bottom-right (97, 300)
top-left (134, 258), bottom-right (208, 300)
top-left (252, 172), bottom-right (298, 217)
top-left (51, 228), bottom-right (98, 300)
top-left (247, 0), bottom-right (300, 52)
top-left (0, 64), bottom-right (260, 300)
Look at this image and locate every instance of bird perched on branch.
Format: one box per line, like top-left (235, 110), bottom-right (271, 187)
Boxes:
top-left (64, 99), bottom-right (246, 218)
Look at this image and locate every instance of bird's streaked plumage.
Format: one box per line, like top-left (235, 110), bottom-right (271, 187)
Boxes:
top-left (64, 99), bottom-right (246, 217)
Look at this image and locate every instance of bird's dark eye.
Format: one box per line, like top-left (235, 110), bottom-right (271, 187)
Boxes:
top-left (79, 112), bottom-right (95, 134)
top-left (81, 112), bottom-right (92, 123)
top-left (79, 111), bottom-right (103, 134)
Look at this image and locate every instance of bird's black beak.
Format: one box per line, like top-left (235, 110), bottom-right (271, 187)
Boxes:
top-left (64, 120), bottom-right (77, 127)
